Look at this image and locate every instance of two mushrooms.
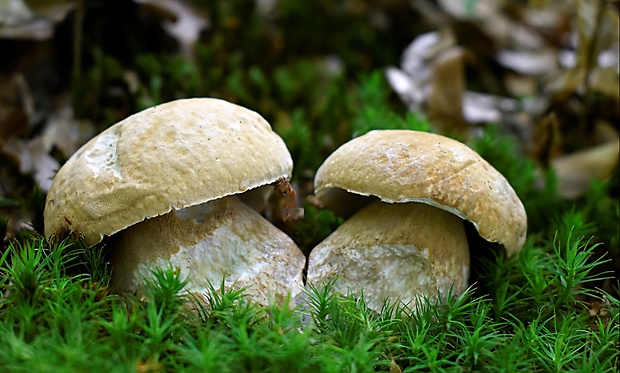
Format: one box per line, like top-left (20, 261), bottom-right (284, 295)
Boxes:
top-left (44, 98), bottom-right (526, 310)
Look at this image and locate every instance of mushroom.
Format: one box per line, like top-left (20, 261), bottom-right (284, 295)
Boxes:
top-left (44, 98), bottom-right (305, 305)
top-left (307, 130), bottom-right (527, 311)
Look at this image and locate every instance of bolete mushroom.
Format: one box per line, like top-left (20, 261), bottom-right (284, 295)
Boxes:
top-left (307, 130), bottom-right (527, 311)
top-left (44, 98), bottom-right (305, 305)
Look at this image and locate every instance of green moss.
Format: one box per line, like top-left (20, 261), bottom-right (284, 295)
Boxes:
top-left (1, 228), bottom-right (617, 371)
top-left (3, 2), bottom-right (618, 370)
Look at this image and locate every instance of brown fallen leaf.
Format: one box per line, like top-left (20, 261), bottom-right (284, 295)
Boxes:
top-left (2, 137), bottom-right (59, 191)
top-left (385, 29), bottom-right (456, 113)
top-left (134, 0), bottom-right (209, 57)
top-left (0, 0), bottom-right (74, 40)
top-left (551, 139), bottom-right (620, 198)
top-left (427, 46), bottom-right (469, 134)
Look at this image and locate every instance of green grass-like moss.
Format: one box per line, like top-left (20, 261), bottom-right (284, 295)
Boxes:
top-left (0, 228), bottom-right (617, 371)
top-left (1, 2), bottom-right (618, 371)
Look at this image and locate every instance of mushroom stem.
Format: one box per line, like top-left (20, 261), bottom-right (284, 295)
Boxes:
top-left (108, 195), bottom-right (306, 306)
top-left (307, 200), bottom-right (470, 312)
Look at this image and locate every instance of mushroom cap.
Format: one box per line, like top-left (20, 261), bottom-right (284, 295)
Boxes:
top-left (44, 98), bottom-right (293, 245)
top-left (314, 130), bottom-right (527, 255)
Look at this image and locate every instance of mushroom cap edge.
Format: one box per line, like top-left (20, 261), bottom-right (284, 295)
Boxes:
top-left (44, 97), bottom-right (293, 245)
top-left (314, 129), bottom-right (527, 256)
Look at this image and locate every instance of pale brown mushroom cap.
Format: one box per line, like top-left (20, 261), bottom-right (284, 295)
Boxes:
top-left (44, 98), bottom-right (293, 245)
top-left (314, 130), bottom-right (527, 256)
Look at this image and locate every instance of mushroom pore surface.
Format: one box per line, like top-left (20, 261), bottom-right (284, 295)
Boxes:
top-left (307, 200), bottom-right (470, 312)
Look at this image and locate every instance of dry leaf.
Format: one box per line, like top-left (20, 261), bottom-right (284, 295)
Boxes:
top-left (552, 139), bottom-right (620, 198)
top-left (496, 49), bottom-right (558, 75)
top-left (40, 103), bottom-right (96, 157)
top-left (135, 0), bottom-right (209, 57)
top-left (0, 0), bottom-right (33, 26)
top-left (427, 46), bottom-right (468, 133)
top-left (385, 30), bottom-right (456, 113)
top-left (2, 137), bottom-right (59, 191)
top-left (390, 359), bottom-right (403, 373)
top-left (439, 0), bottom-right (545, 49)
top-left (0, 73), bottom-right (35, 140)
top-left (462, 91), bottom-right (520, 124)
top-left (0, 0), bottom-right (73, 40)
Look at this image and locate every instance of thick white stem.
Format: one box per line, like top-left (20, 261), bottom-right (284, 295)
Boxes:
top-left (108, 195), bottom-right (306, 306)
top-left (307, 200), bottom-right (470, 312)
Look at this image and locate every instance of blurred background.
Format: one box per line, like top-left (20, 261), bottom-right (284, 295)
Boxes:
top-left (0, 0), bottom-right (618, 271)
